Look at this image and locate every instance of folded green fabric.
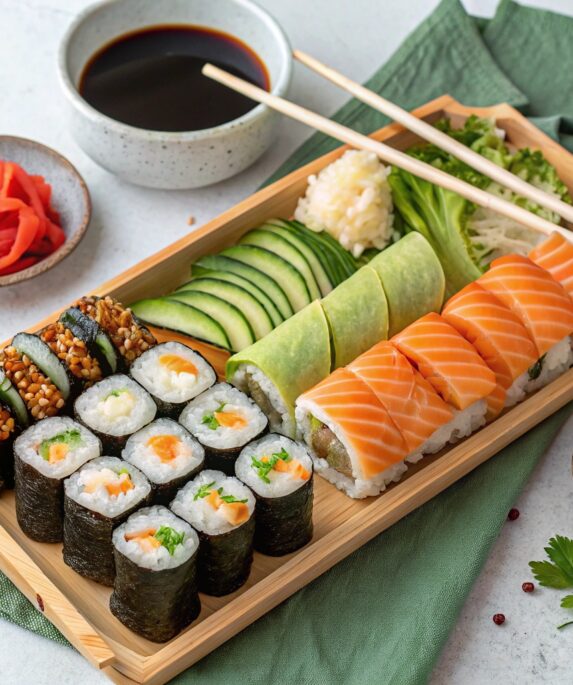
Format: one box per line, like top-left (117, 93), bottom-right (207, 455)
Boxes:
top-left (2, 1), bottom-right (572, 683)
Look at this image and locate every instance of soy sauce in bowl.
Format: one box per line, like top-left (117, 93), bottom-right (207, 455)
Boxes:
top-left (79, 25), bottom-right (269, 132)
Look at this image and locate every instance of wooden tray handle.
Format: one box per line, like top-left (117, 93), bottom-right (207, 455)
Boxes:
top-left (0, 525), bottom-right (116, 670)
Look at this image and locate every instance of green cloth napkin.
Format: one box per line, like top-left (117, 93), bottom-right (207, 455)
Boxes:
top-left (2, 1), bottom-right (573, 683)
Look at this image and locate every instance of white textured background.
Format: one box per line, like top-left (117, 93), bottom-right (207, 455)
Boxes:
top-left (1, 1), bottom-right (573, 683)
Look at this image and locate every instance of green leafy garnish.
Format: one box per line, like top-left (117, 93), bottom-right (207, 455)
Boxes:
top-left (561, 595), bottom-right (573, 609)
top-left (154, 526), bottom-right (185, 556)
top-left (216, 487), bottom-right (247, 504)
top-left (528, 354), bottom-right (546, 381)
top-left (106, 389), bottom-right (127, 399)
top-left (529, 535), bottom-right (573, 630)
top-left (117, 467), bottom-right (130, 477)
top-left (558, 621), bottom-right (573, 630)
top-left (39, 429), bottom-right (83, 461)
top-left (201, 402), bottom-right (226, 431)
top-left (194, 481), bottom-right (216, 500)
top-left (251, 447), bottom-right (291, 483)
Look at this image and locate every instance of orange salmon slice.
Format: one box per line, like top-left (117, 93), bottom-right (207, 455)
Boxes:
top-left (214, 410), bottom-right (248, 429)
top-left (392, 312), bottom-right (496, 411)
top-left (348, 341), bottom-right (453, 453)
top-left (478, 254), bottom-right (573, 356)
top-left (529, 232), bottom-right (573, 300)
top-left (147, 434), bottom-right (181, 462)
top-left (159, 354), bottom-right (198, 375)
top-left (299, 367), bottom-right (408, 480)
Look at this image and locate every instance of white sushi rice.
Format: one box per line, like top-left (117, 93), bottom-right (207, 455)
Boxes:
top-left (230, 364), bottom-right (294, 437)
top-left (65, 456), bottom-right (151, 517)
top-left (524, 336), bottom-right (573, 394)
top-left (179, 383), bottom-right (267, 450)
top-left (14, 417), bottom-right (100, 479)
top-left (130, 342), bottom-right (216, 404)
top-left (122, 418), bottom-right (204, 484)
top-left (75, 375), bottom-right (156, 437)
top-left (171, 469), bottom-right (255, 535)
top-left (235, 434), bottom-right (312, 498)
top-left (112, 505), bottom-right (198, 571)
top-left (295, 401), bottom-right (407, 499)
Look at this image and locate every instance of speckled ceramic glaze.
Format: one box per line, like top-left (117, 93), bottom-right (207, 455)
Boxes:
top-left (58, 0), bottom-right (292, 190)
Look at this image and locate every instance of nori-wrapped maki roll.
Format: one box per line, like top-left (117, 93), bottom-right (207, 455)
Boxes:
top-left (63, 457), bottom-right (151, 585)
top-left (14, 418), bottom-right (101, 542)
top-left (110, 506), bottom-right (200, 642)
top-left (171, 470), bottom-right (255, 596)
top-left (235, 434), bottom-right (313, 556)
top-left (179, 383), bottom-right (268, 476)
top-left (74, 375), bottom-right (156, 455)
top-left (0, 370), bottom-right (28, 490)
top-left (130, 341), bottom-right (216, 418)
top-left (122, 418), bottom-right (204, 505)
top-left (59, 307), bottom-right (119, 376)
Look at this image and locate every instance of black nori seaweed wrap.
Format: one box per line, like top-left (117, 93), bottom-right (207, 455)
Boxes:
top-left (253, 474), bottom-right (314, 556)
top-left (151, 465), bottom-right (203, 507)
top-left (0, 435), bottom-right (17, 490)
top-left (110, 544), bottom-right (200, 642)
top-left (202, 439), bottom-right (265, 477)
top-left (63, 495), bottom-right (148, 586)
top-left (197, 515), bottom-right (255, 596)
top-left (14, 453), bottom-right (64, 543)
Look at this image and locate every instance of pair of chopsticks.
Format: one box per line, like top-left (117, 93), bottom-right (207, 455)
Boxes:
top-left (203, 52), bottom-right (573, 241)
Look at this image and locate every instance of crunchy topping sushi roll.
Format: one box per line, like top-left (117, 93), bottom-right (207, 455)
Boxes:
top-left (171, 469), bottom-right (255, 596)
top-left (123, 418), bottom-right (204, 505)
top-left (14, 417), bottom-right (101, 542)
top-left (179, 383), bottom-right (268, 475)
top-left (63, 457), bottom-right (151, 585)
top-left (235, 435), bottom-right (313, 555)
top-left (60, 307), bottom-right (119, 376)
top-left (130, 342), bottom-right (216, 417)
top-left (74, 375), bottom-right (156, 455)
top-left (0, 370), bottom-right (28, 489)
top-left (111, 506), bottom-right (200, 642)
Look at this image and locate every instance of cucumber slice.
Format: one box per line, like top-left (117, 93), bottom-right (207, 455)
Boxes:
top-left (167, 290), bottom-right (255, 352)
top-left (177, 270), bottom-right (283, 327)
top-left (221, 245), bottom-right (311, 312)
top-left (239, 229), bottom-right (322, 300)
top-left (259, 223), bottom-right (333, 296)
top-left (12, 333), bottom-right (71, 400)
top-left (193, 255), bottom-right (292, 319)
top-left (290, 219), bottom-right (357, 278)
top-left (131, 298), bottom-right (231, 350)
top-left (174, 278), bottom-right (274, 340)
top-left (60, 308), bottom-right (118, 374)
top-left (0, 370), bottom-right (29, 427)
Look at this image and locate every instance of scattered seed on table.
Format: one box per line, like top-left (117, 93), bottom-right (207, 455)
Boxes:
top-left (493, 613), bottom-right (506, 625)
top-left (508, 508), bottom-right (520, 521)
top-left (522, 582), bottom-right (534, 593)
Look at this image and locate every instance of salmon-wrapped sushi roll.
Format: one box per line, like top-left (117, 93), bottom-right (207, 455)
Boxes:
top-left (529, 232), bottom-right (573, 301)
top-left (442, 282), bottom-right (538, 408)
top-left (479, 254), bottom-right (573, 392)
top-left (392, 313), bottom-right (497, 434)
top-left (295, 368), bottom-right (408, 499)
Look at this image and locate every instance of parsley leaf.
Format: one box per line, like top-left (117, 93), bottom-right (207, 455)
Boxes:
top-left (201, 402), bottom-right (226, 431)
top-left (561, 595), bottom-right (573, 609)
top-left (216, 487), bottom-right (247, 504)
top-left (529, 560), bottom-right (573, 589)
top-left (545, 536), bottom-right (573, 584)
top-left (251, 448), bottom-right (291, 483)
top-left (194, 481), bottom-right (216, 500)
top-left (154, 526), bottom-right (185, 556)
top-left (558, 621), bottom-right (573, 630)
top-left (529, 535), bottom-right (573, 630)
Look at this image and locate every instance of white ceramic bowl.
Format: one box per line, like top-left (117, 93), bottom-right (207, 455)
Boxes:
top-left (58, 0), bottom-right (292, 189)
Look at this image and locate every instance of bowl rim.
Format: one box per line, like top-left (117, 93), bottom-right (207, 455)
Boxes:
top-left (57, 0), bottom-right (293, 141)
top-left (0, 135), bottom-right (92, 287)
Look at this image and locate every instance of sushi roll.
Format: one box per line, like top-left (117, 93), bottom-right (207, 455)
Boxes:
top-left (14, 417), bottom-right (100, 542)
top-left (0, 369), bottom-right (29, 489)
top-left (235, 435), bottom-right (313, 554)
top-left (59, 307), bottom-right (119, 375)
top-left (122, 418), bottom-right (205, 504)
top-left (74, 375), bottom-right (157, 455)
top-left (110, 506), bottom-right (200, 642)
top-left (179, 383), bottom-right (268, 475)
top-left (75, 295), bottom-right (156, 368)
top-left (130, 342), bottom-right (216, 417)
top-left (171, 469), bottom-right (255, 595)
top-left (0, 344), bottom-right (66, 421)
top-left (296, 368), bottom-right (409, 499)
top-left (63, 457), bottom-right (151, 585)
top-left (479, 254), bottom-right (573, 393)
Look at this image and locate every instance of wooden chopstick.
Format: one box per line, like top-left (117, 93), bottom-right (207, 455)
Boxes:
top-left (293, 49), bottom-right (573, 225)
top-left (202, 63), bottom-right (571, 241)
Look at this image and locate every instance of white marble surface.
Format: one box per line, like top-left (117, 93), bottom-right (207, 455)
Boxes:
top-left (2, 0), bottom-right (573, 683)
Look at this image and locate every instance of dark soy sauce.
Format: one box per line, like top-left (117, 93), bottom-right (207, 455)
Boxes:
top-left (79, 25), bottom-right (269, 132)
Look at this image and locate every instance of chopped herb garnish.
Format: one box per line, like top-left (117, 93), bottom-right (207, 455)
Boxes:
top-left (251, 447), bottom-right (291, 483)
top-left (39, 429), bottom-right (83, 461)
top-left (201, 402), bottom-right (226, 430)
top-left (194, 481), bottom-right (216, 500)
top-left (154, 526), bottom-right (185, 556)
top-left (529, 535), bottom-right (573, 630)
top-left (528, 354), bottom-right (546, 381)
top-left (216, 486), bottom-right (247, 504)
top-left (117, 467), bottom-right (130, 476)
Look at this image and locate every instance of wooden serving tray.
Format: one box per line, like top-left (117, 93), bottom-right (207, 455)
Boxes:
top-left (2, 95), bottom-right (573, 685)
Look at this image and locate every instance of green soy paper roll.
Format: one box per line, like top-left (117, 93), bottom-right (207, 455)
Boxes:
top-left (226, 300), bottom-right (331, 438)
top-left (321, 266), bottom-right (389, 369)
top-left (369, 233), bottom-right (445, 337)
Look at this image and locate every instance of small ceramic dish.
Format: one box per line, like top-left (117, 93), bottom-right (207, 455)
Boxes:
top-left (58, 0), bottom-right (292, 190)
top-left (0, 136), bottom-right (91, 287)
